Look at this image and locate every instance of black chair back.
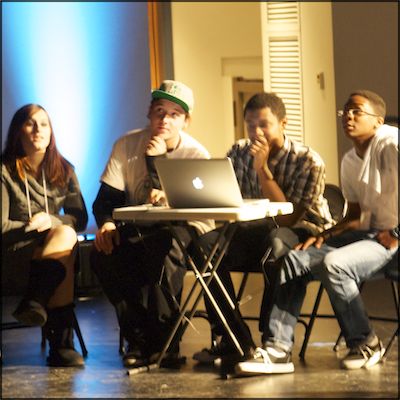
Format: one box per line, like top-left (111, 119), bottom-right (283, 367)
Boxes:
top-left (324, 183), bottom-right (347, 223)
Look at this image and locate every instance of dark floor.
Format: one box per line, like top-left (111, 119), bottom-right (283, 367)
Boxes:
top-left (1, 274), bottom-right (399, 399)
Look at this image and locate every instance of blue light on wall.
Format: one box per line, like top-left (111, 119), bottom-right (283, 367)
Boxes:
top-left (2, 2), bottom-right (151, 233)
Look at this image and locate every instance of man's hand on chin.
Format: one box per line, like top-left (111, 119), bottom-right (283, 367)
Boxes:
top-left (146, 135), bottom-right (168, 156)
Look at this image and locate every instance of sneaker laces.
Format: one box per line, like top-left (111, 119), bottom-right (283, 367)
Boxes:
top-left (352, 343), bottom-right (376, 359)
top-left (252, 347), bottom-right (273, 364)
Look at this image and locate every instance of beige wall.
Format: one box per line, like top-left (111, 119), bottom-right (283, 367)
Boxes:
top-left (300, 2), bottom-right (339, 184)
top-left (171, 2), bottom-right (263, 157)
top-left (332, 2), bottom-right (399, 163)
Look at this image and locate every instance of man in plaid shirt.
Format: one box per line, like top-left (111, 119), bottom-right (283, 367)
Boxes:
top-left (192, 92), bottom-right (333, 365)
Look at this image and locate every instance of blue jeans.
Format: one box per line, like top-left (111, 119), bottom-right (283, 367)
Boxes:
top-left (264, 230), bottom-right (397, 351)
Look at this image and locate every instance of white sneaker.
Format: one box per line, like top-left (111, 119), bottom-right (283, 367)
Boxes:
top-left (341, 339), bottom-right (385, 370)
top-left (235, 346), bottom-right (294, 376)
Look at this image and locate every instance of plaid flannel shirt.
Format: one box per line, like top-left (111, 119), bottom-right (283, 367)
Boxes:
top-left (227, 136), bottom-right (334, 232)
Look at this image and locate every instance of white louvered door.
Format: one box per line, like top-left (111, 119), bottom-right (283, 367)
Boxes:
top-left (261, 2), bottom-right (303, 143)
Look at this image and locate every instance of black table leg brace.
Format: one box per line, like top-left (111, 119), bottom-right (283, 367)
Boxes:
top-left (127, 221), bottom-right (254, 375)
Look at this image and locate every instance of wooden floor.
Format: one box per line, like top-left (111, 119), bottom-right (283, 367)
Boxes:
top-left (2, 274), bottom-right (399, 399)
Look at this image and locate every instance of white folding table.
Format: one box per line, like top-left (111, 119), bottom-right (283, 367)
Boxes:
top-left (112, 201), bottom-right (293, 374)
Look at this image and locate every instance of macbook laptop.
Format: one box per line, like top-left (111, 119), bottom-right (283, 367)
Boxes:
top-left (154, 157), bottom-right (269, 208)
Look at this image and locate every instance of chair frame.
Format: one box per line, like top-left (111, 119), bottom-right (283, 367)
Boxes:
top-left (1, 310), bottom-right (88, 357)
top-left (1, 240), bottom-right (89, 358)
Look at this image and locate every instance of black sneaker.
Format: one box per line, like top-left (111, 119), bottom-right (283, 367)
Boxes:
top-left (122, 344), bottom-right (146, 368)
top-left (47, 347), bottom-right (85, 367)
top-left (193, 340), bottom-right (236, 366)
top-left (235, 345), bottom-right (294, 375)
top-left (148, 351), bottom-right (187, 369)
top-left (341, 338), bottom-right (385, 370)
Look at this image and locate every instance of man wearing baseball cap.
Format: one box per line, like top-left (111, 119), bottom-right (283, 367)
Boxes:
top-left (90, 80), bottom-right (213, 369)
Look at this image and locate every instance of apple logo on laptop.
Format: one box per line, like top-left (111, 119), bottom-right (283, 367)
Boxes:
top-left (192, 177), bottom-right (204, 190)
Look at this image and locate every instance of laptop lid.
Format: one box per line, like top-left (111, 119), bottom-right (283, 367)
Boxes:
top-left (154, 158), bottom-right (244, 208)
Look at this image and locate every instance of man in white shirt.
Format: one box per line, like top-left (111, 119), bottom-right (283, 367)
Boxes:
top-left (90, 80), bottom-right (213, 368)
top-left (236, 89), bottom-right (398, 375)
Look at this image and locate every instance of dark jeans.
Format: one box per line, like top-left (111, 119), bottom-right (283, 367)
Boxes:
top-left (90, 223), bottom-right (191, 354)
top-left (191, 219), bottom-right (310, 348)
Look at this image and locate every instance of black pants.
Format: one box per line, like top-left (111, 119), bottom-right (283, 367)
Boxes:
top-left (90, 223), bottom-right (191, 354)
top-left (191, 220), bottom-right (310, 348)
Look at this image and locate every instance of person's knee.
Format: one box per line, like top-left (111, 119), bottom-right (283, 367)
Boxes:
top-left (268, 227), bottom-right (299, 261)
top-left (47, 225), bottom-right (77, 248)
top-left (321, 252), bottom-right (343, 277)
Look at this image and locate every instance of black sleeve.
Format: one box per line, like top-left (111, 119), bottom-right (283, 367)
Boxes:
top-left (145, 154), bottom-right (165, 190)
top-left (92, 182), bottom-right (126, 228)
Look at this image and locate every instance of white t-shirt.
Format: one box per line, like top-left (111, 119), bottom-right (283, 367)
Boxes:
top-left (101, 127), bottom-right (214, 233)
top-left (341, 124), bottom-right (398, 230)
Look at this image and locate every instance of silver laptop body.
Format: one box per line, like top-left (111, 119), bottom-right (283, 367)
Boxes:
top-left (154, 158), bottom-right (246, 208)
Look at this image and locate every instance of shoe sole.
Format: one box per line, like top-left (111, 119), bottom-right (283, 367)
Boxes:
top-left (235, 361), bottom-right (295, 375)
top-left (341, 348), bottom-right (385, 370)
top-left (12, 310), bottom-right (47, 327)
top-left (123, 359), bottom-right (146, 368)
top-left (47, 361), bottom-right (85, 367)
top-left (123, 354), bottom-right (145, 368)
top-left (47, 357), bottom-right (85, 367)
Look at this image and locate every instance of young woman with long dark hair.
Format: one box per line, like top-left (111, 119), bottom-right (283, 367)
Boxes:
top-left (2, 104), bottom-right (88, 367)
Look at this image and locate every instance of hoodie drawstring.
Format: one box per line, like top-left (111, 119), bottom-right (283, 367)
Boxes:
top-left (24, 168), bottom-right (49, 219)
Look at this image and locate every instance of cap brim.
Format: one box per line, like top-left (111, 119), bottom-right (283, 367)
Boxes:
top-left (151, 90), bottom-right (190, 113)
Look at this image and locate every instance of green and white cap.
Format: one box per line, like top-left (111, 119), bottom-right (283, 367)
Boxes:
top-left (152, 80), bottom-right (194, 114)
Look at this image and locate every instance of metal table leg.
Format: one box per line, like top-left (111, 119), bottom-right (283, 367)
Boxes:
top-left (127, 221), bottom-right (252, 375)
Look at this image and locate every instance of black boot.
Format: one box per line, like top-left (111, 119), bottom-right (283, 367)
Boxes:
top-left (115, 301), bottom-right (148, 368)
top-left (13, 259), bottom-right (66, 327)
top-left (45, 304), bottom-right (84, 367)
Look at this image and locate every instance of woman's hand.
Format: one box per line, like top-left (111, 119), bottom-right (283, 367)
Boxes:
top-left (27, 211), bottom-right (52, 232)
top-left (94, 221), bottom-right (120, 255)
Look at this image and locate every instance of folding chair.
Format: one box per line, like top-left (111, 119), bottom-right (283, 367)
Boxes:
top-left (380, 258), bottom-right (399, 362)
top-left (299, 251), bottom-right (399, 360)
top-left (1, 310), bottom-right (87, 357)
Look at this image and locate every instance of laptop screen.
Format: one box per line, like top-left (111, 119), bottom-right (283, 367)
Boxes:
top-left (154, 158), bottom-right (245, 208)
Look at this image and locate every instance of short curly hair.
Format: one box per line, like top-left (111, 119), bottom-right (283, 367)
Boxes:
top-left (243, 92), bottom-right (286, 121)
top-left (349, 89), bottom-right (386, 118)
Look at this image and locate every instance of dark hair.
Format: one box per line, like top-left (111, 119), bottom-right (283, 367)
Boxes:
top-left (349, 90), bottom-right (386, 118)
top-left (243, 92), bottom-right (286, 121)
top-left (2, 104), bottom-right (72, 187)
